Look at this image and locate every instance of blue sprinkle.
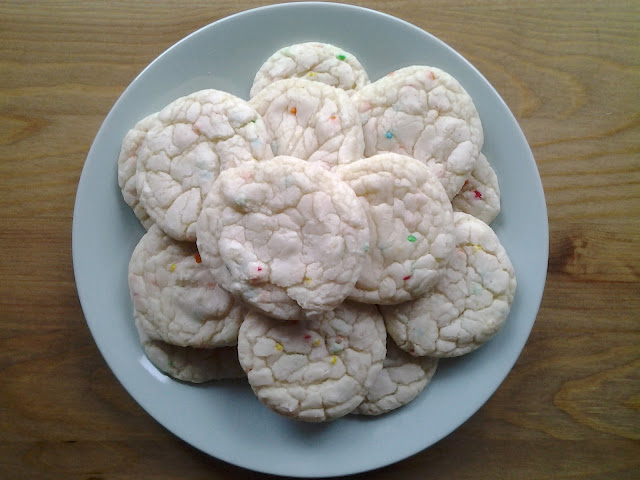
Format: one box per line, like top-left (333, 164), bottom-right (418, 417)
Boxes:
top-left (385, 131), bottom-right (393, 139)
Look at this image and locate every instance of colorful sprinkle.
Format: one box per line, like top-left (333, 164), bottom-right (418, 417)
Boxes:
top-left (409, 349), bottom-right (416, 356)
top-left (276, 343), bottom-right (283, 351)
top-left (474, 190), bottom-right (482, 198)
top-left (170, 264), bottom-right (177, 272)
top-left (337, 54), bottom-right (346, 61)
top-left (385, 130), bottom-right (394, 139)
top-left (428, 71), bottom-right (436, 80)
top-left (304, 277), bottom-right (311, 285)
top-left (194, 253), bottom-right (202, 264)
top-left (308, 72), bottom-right (315, 77)
top-left (407, 234), bottom-right (417, 243)
top-left (304, 334), bottom-right (312, 341)
top-left (251, 119), bottom-right (256, 123)
top-left (290, 107), bottom-right (297, 115)
top-left (313, 339), bottom-right (321, 347)
top-left (474, 244), bottom-right (484, 251)
top-left (403, 275), bottom-right (412, 281)
top-left (330, 355), bottom-right (338, 364)
top-left (464, 179), bottom-right (470, 186)
top-left (330, 115), bottom-right (336, 120)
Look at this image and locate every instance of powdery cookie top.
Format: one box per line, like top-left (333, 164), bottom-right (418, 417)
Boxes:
top-left (381, 212), bottom-right (516, 357)
top-left (452, 153), bottom-right (501, 224)
top-left (136, 89), bottom-right (273, 241)
top-left (128, 224), bottom-right (247, 348)
top-left (353, 66), bottom-right (484, 199)
top-left (250, 42), bottom-right (370, 98)
top-left (135, 318), bottom-right (245, 383)
top-left (117, 112), bottom-right (162, 229)
top-left (249, 78), bottom-right (364, 170)
top-left (337, 153), bottom-right (455, 304)
top-left (237, 302), bottom-right (387, 422)
top-left (196, 156), bottom-right (369, 320)
top-left (354, 340), bottom-right (438, 416)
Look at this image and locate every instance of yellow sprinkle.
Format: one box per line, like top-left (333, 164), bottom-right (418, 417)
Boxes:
top-left (474, 244), bottom-right (483, 251)
top-left (330, 355), bottom-right (337, 364)
top-left (276, 343), bottom-right (283, 351)
top-left (304, 277), bottom-right (311, 285)
top-left (308, 72), bottom-right (315, 77)
top-left (313, 339), bottom-right (321, 347)
top-left (170, 264), bottom-right (177, 272)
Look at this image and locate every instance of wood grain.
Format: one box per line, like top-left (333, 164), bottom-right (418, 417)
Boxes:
top-left (1, 1), bottom-right (638, 479)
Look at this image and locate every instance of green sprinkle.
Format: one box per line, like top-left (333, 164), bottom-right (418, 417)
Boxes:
top-left (337, 54), bottom-right (346, 61)
top-left (407, 235), bottom-right (417, 243)
top-left (251, 119), bottom-right (256, 123)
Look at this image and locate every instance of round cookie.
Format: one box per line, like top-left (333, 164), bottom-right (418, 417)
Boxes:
top-left (337, 153), bottom-right (455, 304)
top-left (249, 78), bottom-right (364, 170)
top-left (196, 156), bottom-right (370, 320)
top-left (128, 224), bottom-right (246, 348)
top-left (117, 112), bottom-right (162, 229)
top-left (136, 89), bottom-right (273, 241)
top-left (354, 340), bottom-right (438, 416)
top-left (237, 302), bottom-right (387, 422)
top-left (135, 318), bottom-right (245, 383)
top-left (250, 42), bottom-right (369, 98)
top-left (452, 153), bottom-right (501, 224)
top-left (353, 66), bottom-right (484, 199)
top-left (381, 212), bottom-right (517, 357)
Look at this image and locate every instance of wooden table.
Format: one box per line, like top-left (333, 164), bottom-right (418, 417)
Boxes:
top-left (1, 1), bottom-right (638, 478)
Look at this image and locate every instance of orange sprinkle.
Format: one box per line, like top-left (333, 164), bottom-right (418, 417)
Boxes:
top-left (290, 107), bottom-right (297, 115)
top-left (330, 115), bottom-right (336, 120)
top-left (194, 253), bottom-right (202, 263)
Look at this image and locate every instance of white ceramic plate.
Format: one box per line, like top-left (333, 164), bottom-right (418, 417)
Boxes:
top-left (72, 2), bottom-right (548, 477)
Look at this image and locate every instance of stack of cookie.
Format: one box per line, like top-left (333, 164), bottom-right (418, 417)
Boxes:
top-left (118, 42), bottom-right (516, 422)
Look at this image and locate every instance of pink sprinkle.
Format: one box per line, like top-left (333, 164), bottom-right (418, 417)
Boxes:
top-left (403, 275), bottom-right (411, 281)
top-left (474, 190), bottom-right (482, 198)
top-left (257, 266), bottom-right (262, 272)
top-left (304, 334), bottom-right (311, 341)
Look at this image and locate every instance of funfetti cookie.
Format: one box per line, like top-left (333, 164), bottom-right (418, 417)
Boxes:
top-left (354, 339), bottom-right (438, 416)
top-left (135, 318), bottom-right (245, 383)
top-left (136, 89), bottom-right (273, 241)
top-left (353, 66), bottom-right (484, 199)
top-left (117, 112), bottom-right (162, 229)
top-left (337, 153), bottom-right (455, 305)
top-left (128, 224), bottom-right (247, 348)
top-left (381, 212), bottom-right (517, 357)
top-left (452, 153), bottom-right (501, 224)
top-left (250, 42), bottom-right (369, 98)
top-left (249, 78), bottom-right (364, 170)
top-left (196, 156), bottom-right (370, 320)
top-left (237, 302), bottom-right (386, 422)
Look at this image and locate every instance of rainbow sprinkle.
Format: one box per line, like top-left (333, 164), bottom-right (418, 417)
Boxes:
top-left (337, 54), bottom-right (346, 61)
top-left (276, 343), bottom-right (283, 351)
top-left (407, 235), bottom-right (416, 242)
top-left (313, 339), bottom-right (321, 347)
top-left (194, 253), bottom-right (202, 264)
top-left (290, 107), bottom-right (297, 115)
top-left (385, 130), bottom-right (393, 139)
top-left (330, 355), bottom-right (338, 364)
top-left (170, 264), bottom-right (177, 272)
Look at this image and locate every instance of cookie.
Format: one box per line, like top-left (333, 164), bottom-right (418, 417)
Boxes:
top-left (381, 212), bottom-right (516, 357)
top-left (353, 66), bottom-right (483, 199)
top-left (452, 153), bottom-right (501, 224)
top-left (128, 224), bottom-right (247, 348)
top-left (250, 42), bottom-right (369, 98)
top-left (249, 78), bottom-right (364, 170)
top-left (135, 318), bottom-right (245, 383)
top-left (117, 112), bottom-right (161, 229)
top-left (354, 339), bottom-right (438, 415)
top-left (237, 302), bottom-right (386, 422)
top-left (196, 156), bottom-right (369, 320)
top-left (337, 153), bottom-right (455, 304)
top-left (136, 89), bottom-right (273, 241)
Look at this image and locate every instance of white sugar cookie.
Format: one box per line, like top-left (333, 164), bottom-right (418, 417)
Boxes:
top-left (381, 212), bottom-right (516, 357)
top-left (237, 302), bottom-right (386, 422)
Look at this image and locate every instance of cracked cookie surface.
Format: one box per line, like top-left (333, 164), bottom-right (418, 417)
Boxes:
top-left (196, 156), bottom-right (370, 320)
top-left (250, 42), bottom-right (369, 98)
top-left (237, 302), bottom-right (386, 422)
top-left (353, 66), bottom-right (483, 199)
top-left (337, 152), bottom-right (455, 304)
top-left (381, 212), bottom-right (516, 357)
top-left (136, 89), bottom-right (273, 241)
top-left (128, 224), bottom-right (247, 348)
